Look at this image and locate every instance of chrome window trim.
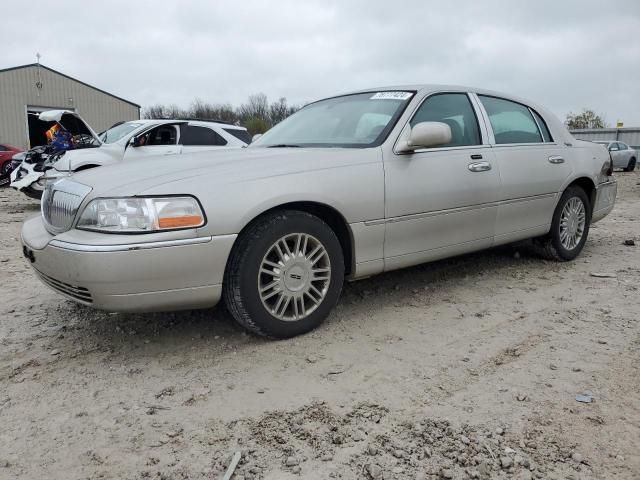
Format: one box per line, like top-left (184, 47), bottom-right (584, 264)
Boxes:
top-left (392, 90), bottom-right (487, 155)
top-left (48, 235), bottom-right (216, 252)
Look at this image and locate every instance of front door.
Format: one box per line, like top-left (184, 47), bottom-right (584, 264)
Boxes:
top-left (124, 124), bottom-right (182, 160)
top-left (383, 92), bottom-right (501, 271)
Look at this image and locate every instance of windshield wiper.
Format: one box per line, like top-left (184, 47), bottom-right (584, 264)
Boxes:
top-left (266, 144), bottom-right (302, 148)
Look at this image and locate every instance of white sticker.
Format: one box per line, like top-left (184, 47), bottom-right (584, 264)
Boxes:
top-left (370, 91), bottom-right (413, 100)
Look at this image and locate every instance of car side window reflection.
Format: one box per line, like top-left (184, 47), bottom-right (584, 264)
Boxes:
top-left (410, 93), bottom-right (481, 147)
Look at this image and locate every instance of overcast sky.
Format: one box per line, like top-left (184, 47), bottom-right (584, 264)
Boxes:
top-left (3, 1), bottom-right (640, 124)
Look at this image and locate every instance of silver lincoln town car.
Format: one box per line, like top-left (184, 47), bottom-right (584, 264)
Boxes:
top-left (21, 85), bottom-right (617, 338)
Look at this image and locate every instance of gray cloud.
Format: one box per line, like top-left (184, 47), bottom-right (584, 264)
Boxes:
top-left (3, 0), bottom-right (639, 124)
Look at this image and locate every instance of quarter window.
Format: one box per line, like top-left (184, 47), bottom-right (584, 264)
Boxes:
top-left (531, 109), bottom-right (553, 142)
top-left (479, 96), bottom-right (543, 144)
top-left (223, 128), bottom-right (251, 144)
top-left (180, 125), bottom-right (228, 146)
top-left (410, 93), bottom-right (481, 147)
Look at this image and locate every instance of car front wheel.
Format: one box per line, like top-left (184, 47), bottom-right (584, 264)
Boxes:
top-left (223, 210), bottom-right (344, 338)
top-left (535, 186), bottom-right (591, 261)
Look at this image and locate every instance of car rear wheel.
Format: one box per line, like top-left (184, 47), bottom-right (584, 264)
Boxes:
top-left (535, 186), bottom-right (591, 261)
top-left (223, 210), bottom-right (344, 338)
top-left (624, 157), bottom-right (636, 172)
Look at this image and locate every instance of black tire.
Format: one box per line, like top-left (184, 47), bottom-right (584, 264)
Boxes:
top-left (534, 186), bottom-right (591, 261)
top-left (223, 210), bottom-right (345, 338)
top-left (624, 157), bottom-right (636, 172)
top-left (1, 161), bottom-right (12, 175)
top-left (22, 186), bottom-right (43, 200)
top-left (20, 187), bottom-right (42, 200)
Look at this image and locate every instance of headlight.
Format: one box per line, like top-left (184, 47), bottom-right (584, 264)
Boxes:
top-left (77, 196), bottom-right (205, 233)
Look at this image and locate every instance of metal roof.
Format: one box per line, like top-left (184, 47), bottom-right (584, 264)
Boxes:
top-left (0, 63), bottom-right (140, 108)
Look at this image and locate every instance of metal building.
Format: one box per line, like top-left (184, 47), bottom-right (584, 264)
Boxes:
top-left (570, 127), bottom-right (640, 151)
top-left (0, 63), bottom-right (140, 149)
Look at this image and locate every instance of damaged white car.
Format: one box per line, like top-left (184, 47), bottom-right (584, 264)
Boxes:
top-left (11, 112), bottom-right (251, 199)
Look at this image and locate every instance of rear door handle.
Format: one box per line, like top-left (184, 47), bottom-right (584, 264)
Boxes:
top-left (468, 161), bottom-right (492, 172)
top-left (548, 155), bottom-right (564, 164)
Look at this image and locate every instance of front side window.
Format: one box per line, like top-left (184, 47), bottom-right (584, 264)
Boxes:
top-left (410, 93), bottom-right (481, 147)
top-left (180, 125), bottom-right (227, 146)
top-left (618, 142), bottom-right (628, 150)
top-left (142, 125), bottom-right (177, 146)
top-left (251, 91), bottom-right (414, 148)
top-left (479, 96), bottom-right (543, 144)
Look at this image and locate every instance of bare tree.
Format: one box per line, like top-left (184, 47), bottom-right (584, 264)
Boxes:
top-left (237, 93), bottom-right (270, 124)
top-left (190, 99), bottom-right (238, 123)
top-left (565, 109), bottom-right (608, 129)
top-left (142, 93), bottom-right (299, 133)
top-left (269, 97), bottom-right (298, 125)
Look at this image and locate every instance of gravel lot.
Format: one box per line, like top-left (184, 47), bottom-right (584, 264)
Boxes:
top-left (0, 173), bottom-right (638, 480)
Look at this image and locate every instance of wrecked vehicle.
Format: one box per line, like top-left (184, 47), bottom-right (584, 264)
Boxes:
top-left (10, 110), bottom-right (101, 199)
top-left (21, 85), bottom-right (617, 339)
top-left (0, 143), bottom-right (23, 187)
top-left (12, 116), bottom-right (251, 199)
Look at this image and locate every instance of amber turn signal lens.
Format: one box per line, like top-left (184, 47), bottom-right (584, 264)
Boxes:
top-left (158, 215), bottom-right (204, 229)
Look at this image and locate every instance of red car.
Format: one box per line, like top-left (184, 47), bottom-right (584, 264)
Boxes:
top-left (0, 143), bottom-right (23, 175)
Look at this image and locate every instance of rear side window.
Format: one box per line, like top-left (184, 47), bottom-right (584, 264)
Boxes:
top-left (479, 96), bottom-right (543, 144)
top-left (0, 145), bottom-right (6, 151)
top-left (223, 128), bottom-right (251, 144)
top-left (410, 93), bottom-right (481, 147)
top-left (181, 125), bottom-right (227, 146)
top-left (531, 109), bottom-right (553, 142)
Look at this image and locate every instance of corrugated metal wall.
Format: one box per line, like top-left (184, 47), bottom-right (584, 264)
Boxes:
top-left (570, 128), bottom-right (640, 149)
top-left (0, 65), bottom-right (139, 149)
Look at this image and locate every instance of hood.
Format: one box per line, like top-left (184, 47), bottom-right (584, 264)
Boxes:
top-left (72, 147), bottom-right (377, 197)
top-left (38, 110), bottom-right (102, 144)
top-left (52, 142), bottom-right (124, 171)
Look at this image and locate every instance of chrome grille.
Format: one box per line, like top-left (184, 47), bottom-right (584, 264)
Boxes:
top-left (42, 179), bottom-right (92, 234)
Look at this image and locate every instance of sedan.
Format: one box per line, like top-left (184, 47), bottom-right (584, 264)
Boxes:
top-left (21, 85), bottom-right (617, 338)
top-left (594, 141), bottom-right (636, 171)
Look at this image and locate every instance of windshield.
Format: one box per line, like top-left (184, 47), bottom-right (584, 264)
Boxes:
top-left (100, 122), bottom-right (145, 144)
top-left (251, 91), bottom-right (414, 148)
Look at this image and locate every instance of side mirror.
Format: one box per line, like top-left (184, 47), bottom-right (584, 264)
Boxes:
top-left (251, 133), bottom-right (263, 143)
top-left (396, 122), bottom-right (452, 152)
top-left (129, 136), bottom-right (144, 148)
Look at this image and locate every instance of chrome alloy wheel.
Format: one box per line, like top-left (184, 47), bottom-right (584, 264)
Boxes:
top-left (258, 233), bottom-right (331, 321)
top-left (559, 197), bottom-right (586, 250)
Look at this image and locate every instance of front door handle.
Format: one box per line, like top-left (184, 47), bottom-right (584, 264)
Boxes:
top-left (548, 155), bottom-right (564, 164)
top-left (468, 161), bottom-right (492, 172)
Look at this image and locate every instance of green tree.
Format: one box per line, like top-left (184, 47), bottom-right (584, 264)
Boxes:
top-left (565, 109), bottom-right (607, 129)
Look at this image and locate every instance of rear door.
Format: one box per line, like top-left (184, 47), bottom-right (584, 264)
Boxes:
top-left (383, 92), bottom-right (501, 270)
top-left (475, 95), bottom-right (572, 244)
top-left (179, 124), bottom-right (230, 154)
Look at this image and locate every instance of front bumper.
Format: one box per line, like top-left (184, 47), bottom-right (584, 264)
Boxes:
top-left (592, 179), bottom-right (617, 223)
top-left (21, 215), bottom-right (236, 312)
top-left (10, 162), bottom-right (46, 191)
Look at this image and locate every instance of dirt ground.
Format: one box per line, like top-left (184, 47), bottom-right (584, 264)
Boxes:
top-left (0, 172), bottom-right (638, 480)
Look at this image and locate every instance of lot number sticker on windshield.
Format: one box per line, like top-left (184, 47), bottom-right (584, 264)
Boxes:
top-left (370, 92), bottom-right (412, 100)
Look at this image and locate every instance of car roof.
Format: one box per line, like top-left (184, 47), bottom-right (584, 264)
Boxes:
top-left (131, 119), bottom-right (246, 130)
top-left (328, 84), bottom-right (553, 111)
